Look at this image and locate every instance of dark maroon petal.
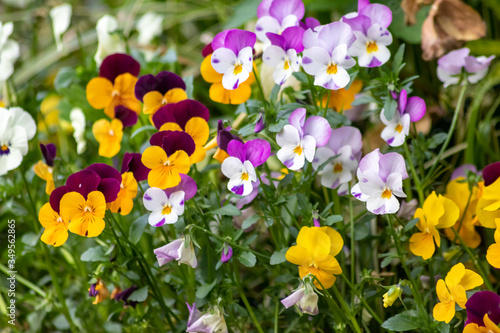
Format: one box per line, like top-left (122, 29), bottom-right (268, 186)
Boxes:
top-left (98, 178), bottom-right (121, 203)
top-left (483, 162), bottom-right (500, 186)
top-left (202, 43), bottom-right (213, 57)
top-left (49, 185), bottom-right (69, 213)
top-left (115, 106), bottom-right (138, 128)
top-left (86, 163), bottom-right (122, 183)
top-left (169, 99), bottom-right (210, 129)
top-left (164, 174), bottom-right (197, 200)
top-left (465, 291), bottom-right (500, 326)
top-left (150, 131), bottom-right (196, 156)
top-left (114, 285), bottom-right (138, 307)
top-left (152, 105), bottom-right (177, 130)
top-left (121, 152), bottom-right (150, 182)
top-left (99, 54), bottom-right (140, 83)
top-left (66, 170), bottom-right (101, 198)
top-left (40, 143), bottom-right (57, 167)
top-left (217, 120), bottom-right (243, 152)
top-left (227, 140), bottom-right (246, 163)
top-left (134, 71), bottom-right (186, 102)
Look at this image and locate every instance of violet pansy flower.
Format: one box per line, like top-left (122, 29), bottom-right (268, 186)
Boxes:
top-left (437, 48), bottom-right (495, 87)
top-left (255, 0), bottom-right (304, 47)
top-left (186, 303), bottom-right (228, 333)
top-left (276, 108), bottom-right (331, 171)
top-left (352, 149), bottom-right (408, 215)
top-left (343, 0), bottom-right (393, 68)
top-left (221, 139), bottom-right (271, 196)
top-left (263, 26), bottom-right (304, 85)
top-left (312, 126), bottom-right (362, 195)
top-left (465, 291), bottom-right (500, 327)
top-left (211, 29), bottom-right (256, 90)
top-left (221, 245), bottom-right (233, 263)
top-left (380, 89), bottom-right (426, 147)
top-left (143, 174), bottom-right (197, 227)
top-left (301, 22), bottom-right (356, 89)
top-left (154, 236), bottom-right (197, 268)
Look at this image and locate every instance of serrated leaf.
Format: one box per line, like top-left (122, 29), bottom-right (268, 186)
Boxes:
top-left (270, 248), bottom-right (288, 265)
top-left (242, 215), bottom-right (260, 230)
top-left (381, 311), bottom-right (420, 331)
top-left (80, 246), bottom-right (107, 262)
top-left (404, 218), bottom-right (420, 232)
top-left (210, 204), bottom-right (241, 216)
top-left (128, 286), bottom-right (149, 302)
top-left (324, 215), bottom-right (343, 226)
top-left (238, 252), bottom-right (257, 267)
top-left (196, 280), bottom-right (217, 299)
top-left (129, 214), bottom-right (149, 244)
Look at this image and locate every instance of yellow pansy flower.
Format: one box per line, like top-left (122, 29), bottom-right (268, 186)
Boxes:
top-left (92, 118), bottom-right (124, 158)
top-left (141, 146), bottom-right (190, 189)
top-left (409, 191), bottom-right (459, 260)
top-left (476, 178), bottom-right (500, 229)
top-left (433, 263), bottom-right (483, 323)
top-left (286, 226), bottom-right (343, 289)
top-left (464, 314), bottom-right (500, 333)
top-left (60, 191), bottom-right (106, 237)
top-left (38, 202), bottom-right (69, 247)
top-left (109, 172), bottom-right (138, 216)
top-left (143, 89), bottom-right (187, 116)
top-left (486, 220), bottom-right (500, 268)
top-left (34, 160), bottom-right (55, 195)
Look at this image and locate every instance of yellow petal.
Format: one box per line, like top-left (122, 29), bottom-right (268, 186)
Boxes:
top-left (463, 323), bottom-right (483, 333)
top-left (45, 179), bottom-right (55, 195)
top-left (314, 255), bottom-right (342, 275)
top-left (185, 117), bottom-right (209, 146)
top-left (86, 77), bottom-right (113, 109)
top-left (164, 88), bottom-right (188, 104)
top-left (189, 145), bottom-right (207, 164)
top-left (87, 191), bottom-right (107, 218)
top-left (436, 195), bottom-right (460, 228)
top-left (435, 279), bottom-right (452, 303)
top-left (143, 91), bottom-right (164, 115)
top-left (41, 225), bottom-right (69, 247)
top-left (449, 283), bottom-right (467, 308)
top-left (296, 227), bottom-right (331, 257)
top-left (209, 82), bottom-right (252, 105)
top-left (213, 148), bottom-right (229, 163)
top-left (445, 263), bottom-right (465, 288)
top-left (148, 167), bottom-right (181, 189)
top-left (414, 208), bottom-right (427, 232)
top-left (68, 191), bottom-right (106, 237)
top-left (484, 314), bottom-right (500, 333)
top-left (299, 266), bottom-right (337, 289)
top-left (487, 243), bottom-right (500, 269)
top-left (39, 202), bottom-right (66, 229)
top-left (170, 150), bottom-right (191, 175)
top-left (286, 245), bottom-right (312, 267)
top-left (433, 300), bottom-right (456, 323)
top-left (109, 172), bottom-right (137, 216)
top-left (482, 178), bottom-right (500, 200)
top-left (476, 197), bottom-right (500, 228)
top-left (459, 268), bottom-right (483, 291)
top-left (494, 220), bottom-right (500, 243)
top-left (200, 55), bottom-right (222, 84)
top-left (320, 226), bottom-right (344, 256)
top-left (422, 191), bottom-right (444, 226)
top-left (92, 119), bottom-right (123, 158)
top-left (159, 122), bottom-right (183, 132)
top-left (409, 232), bottom-right (435, 259)
top-left (142, 146), bottom-right (168, 169)
top-left (60, 192), bottom-right (86, 222)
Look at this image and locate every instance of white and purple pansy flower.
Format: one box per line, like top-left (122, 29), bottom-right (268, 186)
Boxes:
top-left (351, 149), bottom-right (408, 215)
top-left (437, 48), bottom-right (495, 87)
top-left (380, 89), bottom-right (426, 147)
top-left (301, 22), bottom-right (356, 90)
top-left (143, 174), bottom-right (197, 227)
top-left (276, 108), bottom-right (331, 171)
top-left (312, 126), bottom-right (362, 195)
top-left (343, 0), bottom-right (393, 68)
top-left (211, 29), bottom-right (256, 90)
top-left (221, 139), bottom-right (271, 196)
top-left (255, 0), bottom-right (305, 47)
top-left (263, 26), bottom-right (304, 85)
top-left (154, 236), bottom-right (197, 268)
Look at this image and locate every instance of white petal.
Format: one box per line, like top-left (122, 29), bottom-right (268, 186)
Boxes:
top-left (348, 32), bottom-right (368, 57)
top-left (149, 209), bottom-right (169, 227)
top-left (276, 124), bottom-right (300, 147)
top-left (255, 16), bottom-right (280, 44)
top-left (367, 24), bottom-right (392, 46)
top-left (386, 173), bottom-right (406, 198)
top-left (8, 107), bottom-right (36, 140)
top-left (238, 47), bottom-right (254, 73)
top-left (212, 48), bottom-right (237, 74)
top-left (312, 147), bottom-right (335, 170)
top-left (330, 66), bottom-right (351, 89)
top-left (222, 69), bottom-right (249, 90)
top-left (221, 156), bottom-right (244, 179)
top-left (243, 160), bottom-right (257, 182)
top-left (281, 15), bottom-right (299, 30)
top-left (0, 148), bottom-right (22, 175)
top-left (277, 145), bottom-right (305, 170)
top-left (136, 12), bottom-right (163, 45)
top-left (263, 45), bottom-right (286, 67)
top-left (143, 187), bottom-right (168, 211)
top-left (6, 126), bottom-right (28, 156)
top-left (351, 183), bottom-right (368, 202)
top-left (302, 47), bottom-right (331, 75)
top-left (169, 191), bottom-right (185, 216)
top-left (50, 4), bottom-right (72, 51)
top-left (302, 135), bottom-right (316, 162)
top-left (273, 66), bottom-right (292, 85)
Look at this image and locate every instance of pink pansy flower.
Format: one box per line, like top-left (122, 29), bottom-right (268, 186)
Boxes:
top-left (277, 108), bottom-right (331, 171)
top-left (221, 139), bottom-right (271, 196)
top-left (154, 236), bottom-right (197, 268)
top-left (301, 22), bottom-right (356, 90)
top-left (380, 89), bottom-right (426, 147)
top-left (312, 126), bottom-right (362, 195)
top-left (343, 0), bottom-right (393, 68)
top-left (255, 0), bottom-right (305, 47)
top-left (263, 26), bottom-right (304, 85)
top-left (352, 149), bottom-right (408, 215)
top-left (437, 48), bottom-right (495, 87)
top-left (211, 29), bottom-right (256, 90)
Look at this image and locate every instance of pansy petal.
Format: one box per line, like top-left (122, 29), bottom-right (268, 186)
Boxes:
top-left (86, 77), bottom-right (113, 109)
top-left (99, 53), bottom-right (140, 83)
top-left (244, 139), bottom-right (271, 167)
top-left (143, 187), bottom-right (168, 211)
top-left (304, 116), bottom-right (331, 147)
top-left (276, 124), bottom-right (301, 148)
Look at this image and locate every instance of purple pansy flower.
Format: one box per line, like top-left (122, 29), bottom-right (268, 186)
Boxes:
top-left (343, 0), bottom-right (393, 68)
top-left (380, 89), bottom-right (426, 147)
top-left (276, 108), bottom-right (331, 171)
top-left (437, 48), bottom-right (495, 87)
top-left (211, 29), bottom-right (256, 90)
top-left (150, 130), bottom-right (196, 157)
top-left (221, 139), bottom-right (271, 196)
top-left (143, 174), bottom-right (197, 227)
top-left (299, 17), bottom-right (320, 30)
top-left (114, 105), bottom-right (138, 127)
top-left (121, 152), bottom-right (150, 182)
top-left (255, 0), bottom-right (305, 47)
top-left (40, 143), bottom-right (56, 167)
top-left (154, 236), bottom-right (197, 268)
top-left (465, 291), bottom-right (500, 326)
top-left (134, 71), bottom-right (186, 102)
top-left (263, 26), bottom-right (304, 85)
top-left (50, 163), bottom-right (121, 213)
top-left (351, 149), bottom-right (408, 215)
top-left (312, 126), bottom-right (362, 195)
top-left (221, 245), bottom-right (233, 263)
top-left (301, 22), bottom-right (356, 89)
top-left (99, 53), bottom-right (140, 83)
top-left (217, 120), bottom-right (243, 153)
top-left (186, 303), bottom-right (228, 333)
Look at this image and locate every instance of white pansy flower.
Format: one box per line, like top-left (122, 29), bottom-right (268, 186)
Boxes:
top-left (50, 4), bottom-right (72, 51)
top-left (94, 15), bottom-right (125, 66)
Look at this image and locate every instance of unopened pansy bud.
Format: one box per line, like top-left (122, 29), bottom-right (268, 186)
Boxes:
top-left (186, 303), bottom-right (228, 333)
top-left (254, 113), bottom-right (265, 133)
top-left (383, 285), bottom-right (402, 308)
top-left (221, 244), bottom-right (233, 263)
top-left (281, 280), bottom-right (319, 315)
top-left (154, 236), bottom-right (198, 268)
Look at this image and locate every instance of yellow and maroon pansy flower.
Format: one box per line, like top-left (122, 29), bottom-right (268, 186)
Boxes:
top-left (39, 202), bottom-right (69, 247)
top-left (142, 131), bottom-right (194, 189)
top-left (152, 99), bottom-right (210, 163)
top-left (61, 190), bottom-right (107, 237)
top-left (89, 279), bottom-right (110, 305)
top-left (34, 143), bottom-right (57, 195)
top-left (86, 53), bottom-right (141, 118)
top-left (92, 118), bottom-right (124, 158)
top-left (121, 152), bottom-right (150, 182)
top-left (134, 71), bottom-right (188, 117)
top-left (109, 172), bottom-right (138, 216)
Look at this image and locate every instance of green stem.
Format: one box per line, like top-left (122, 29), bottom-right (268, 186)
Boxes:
top-left (340, 273), bottom-right (383, 325)
top-left (252, 66), bottom-right (267, 106)
top-left (403, 141), bottom-right (424, 204)
top-left (234, 262), bottom-right (264, 333)
top-left (274, 298), bottom-right (279, 333)
top-left (348, 191), bottom-right (356, 304)
top-left (20, 170), bottom-right (39, 232)
top-left (330, 284), bottom-right (362, 333)
top-left (0, 263), bottom-right (46, 298)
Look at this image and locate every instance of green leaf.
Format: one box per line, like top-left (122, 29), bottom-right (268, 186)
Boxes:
top-left (21, 232), bottom-right (39, 247)
top-left (124, 271), bottom-right (140, 280)
top-left (383, 94), bottom-right (397, 120)
top-left (223, 0), bottom-right (260, 28)
top-left (131, 125), bottom-right (156, 139)
top-left (435, 321), bottom-right (450, 333)
top-left (270, 248), bottom-right (288, 265)
top-left (351, 95), bottom-right (377, 106)
top-left (392, 44), bottom-right (406, 75)
top-left (267, 118), bottom-right (288, 132)
top-left (54, 67), bottom-right (76, 92)
top-left (80, 246), bottom-right (108, 262)
top-left (196, 279), bottom-right (217, 299)
top-left (242, 215), bottom-right (260, 230)
top-left (324, 215), bottom-right (343, 226)
top-left (381, 311), bottom-right (421, 331)
top-left (129, 214), bottom-right (149, 244)
top-left (404, 218), bottom-right (420, 232)
top-left (128, 286), bottom-right (149, 302)
top-left (238, 252), bottom-right (257, 267)
top-left (184, 75), bottom-right (194, 99)
top-left (210, 204), bottom-right (241, 216)
top-left (292, 72), bottom-right (308, 83)
top-left (270, 84), bottom-right (281, 105)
